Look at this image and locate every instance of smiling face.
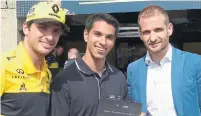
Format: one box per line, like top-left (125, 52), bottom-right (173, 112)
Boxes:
top-left (23, 21), bottom-right (62, 56)
top-left (84, 20), bottom-right (116, 59)
top-left (139, 14), bottom-right (173, 54)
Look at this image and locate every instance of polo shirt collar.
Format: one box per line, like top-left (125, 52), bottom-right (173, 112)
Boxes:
top-left (145, 44), bottom-right (172, 66)
top-left (75, 57), bottom-right (113, 75)
top-left (15, 42), bottom-right (47, 74)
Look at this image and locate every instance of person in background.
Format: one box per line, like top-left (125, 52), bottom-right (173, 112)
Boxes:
top-left (46, 45), bottom-right (64, 77)
top-left (46, 45), bottom-right (64, 66)
top-left (50, 13), bottom-right (128, 116)
top-left (63, 48), bottom-right (79, 69)
top-left (46, 45), bottom-right (64, 75)
top-left (0, 2), bottom-right (69, 116)
top-left (56, 45), bottom-right (64, 56)
top-left (56, 45), bottom-right (66, 68)
top-left (127, 5), bottom-right (201, 116)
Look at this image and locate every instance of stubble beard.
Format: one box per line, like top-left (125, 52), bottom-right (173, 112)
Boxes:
top-left (146, 40), bottom-right (169, 54)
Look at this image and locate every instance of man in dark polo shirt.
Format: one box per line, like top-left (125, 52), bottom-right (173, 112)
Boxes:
top-left (1, 2), bottom-right (69, 116)
top-left (50, 13), bottom-right (128, 116)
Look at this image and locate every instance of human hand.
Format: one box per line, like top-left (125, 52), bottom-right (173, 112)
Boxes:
top-left (139, 112), bottom-right (146, 116)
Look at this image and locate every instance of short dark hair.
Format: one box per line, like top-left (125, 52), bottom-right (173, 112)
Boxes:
top-left (19, 21), bottom-right (34, 38)
top-left (26, 21), bottom-right (34, 29)
top-left (85, 13), bottom-right (119, 36)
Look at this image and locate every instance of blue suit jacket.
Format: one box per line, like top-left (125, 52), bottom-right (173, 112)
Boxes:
top-left (127, 47), bottom-right (201, 116)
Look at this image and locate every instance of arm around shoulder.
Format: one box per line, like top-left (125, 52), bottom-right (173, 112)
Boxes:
top-left (50, 72), bottom-right (71, 116)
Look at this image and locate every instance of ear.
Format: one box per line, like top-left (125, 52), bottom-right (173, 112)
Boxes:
top-left (83, 29), bottom-right (89, 43)
top-left (168, 23), bottom-right (173, 36)
top-left (23, 22), bottom-right (29, 36)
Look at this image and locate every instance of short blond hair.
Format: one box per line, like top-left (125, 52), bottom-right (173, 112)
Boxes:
top-left (138, 5), bottom-right (170, 30)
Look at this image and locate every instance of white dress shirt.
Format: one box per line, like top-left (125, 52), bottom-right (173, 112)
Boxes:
top-left (145, 45), bottom-right (177, 116)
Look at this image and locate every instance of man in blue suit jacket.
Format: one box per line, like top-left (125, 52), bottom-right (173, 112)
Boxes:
top-left (127, 5), bottom-right (201, 116)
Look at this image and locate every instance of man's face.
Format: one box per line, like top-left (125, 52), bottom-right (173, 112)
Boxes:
top-left (69, 49), bottom-right (78, 59)
top-left (23, 22), bottom-right (62, 56)
top-left (139, 14), bottom-right (173, 54)
top-left (84, 21), bottom-right (116, 59)
top-left (56, 46), bottom-right (64, 56)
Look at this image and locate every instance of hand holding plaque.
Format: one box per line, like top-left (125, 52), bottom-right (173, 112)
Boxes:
top-left (97, 98), bottom-right (142, 116)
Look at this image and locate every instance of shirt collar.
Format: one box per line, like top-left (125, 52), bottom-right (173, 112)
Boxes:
top-left (75, 57), bottom-right (113, 76)
top-left (16, 42), bottom-right (47, 74)
top-left (145, 44), bottom-right (172, 65)
top-left (165, 44), bottom-right (172, 61)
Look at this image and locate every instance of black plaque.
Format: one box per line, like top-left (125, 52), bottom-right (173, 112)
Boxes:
top-left (97, 99), bottom-right (141, 116)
